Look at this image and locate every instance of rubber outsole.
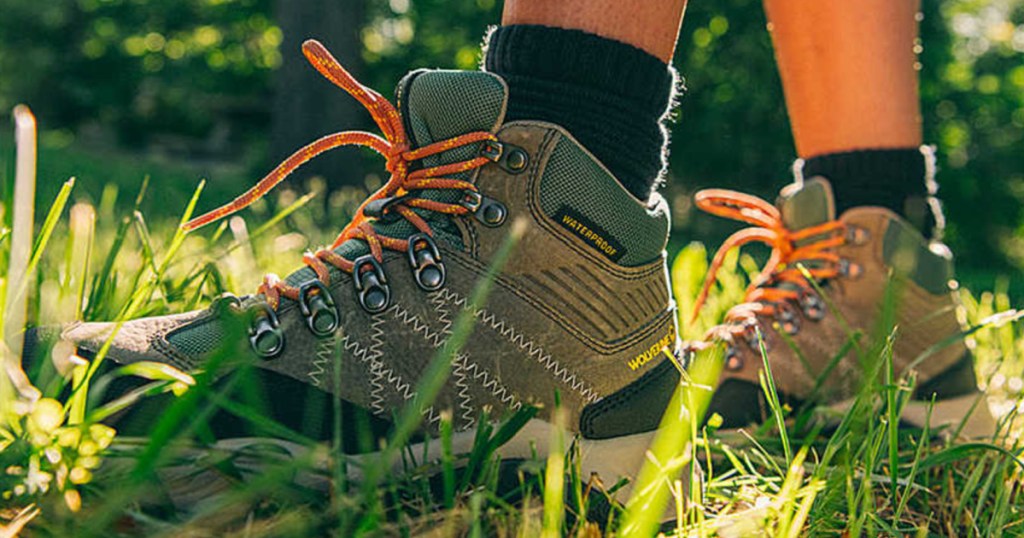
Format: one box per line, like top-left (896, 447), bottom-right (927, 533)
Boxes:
top-left (133, 394), bottom-right (1003, 512)
top-left (829, 391), bottom-right (1000, 440)
top-left (151, 418), bottom-right (657, 509)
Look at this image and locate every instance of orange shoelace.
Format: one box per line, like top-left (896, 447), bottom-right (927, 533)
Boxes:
top-left (182, 40), bottom-right (498, 309)
top-left (690, 188), bottom-right (850, 341)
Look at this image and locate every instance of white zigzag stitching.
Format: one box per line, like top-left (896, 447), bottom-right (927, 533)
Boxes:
top-left (430, 293), bottom-right (520, 423)
top-left (389, 294), bottom-right (523, 427)
top-left (450, 353), bottom-right (477, 427)
top-left (307, 335), bottom-right (339, 388)
top-left (365, 313), bottom-right (390, 415)
top-left (429, 291), bottom-right (455, 336)
top-left (389, 302), bottom-right (448, 348)
top-left (462, 360), bottom-right (521, 410)
top-left (358, 303), bottom-right (447, 425)
top-left (311, 327), bottom-right (374, 389)
top-left (387, 299), bottom-right (464, 426)
top-left (434, 288), bottom-right (599, 403)
top-left (432, 288), bottom-right (520, 416)
top-left (429, 294), bottom-right (476, 427)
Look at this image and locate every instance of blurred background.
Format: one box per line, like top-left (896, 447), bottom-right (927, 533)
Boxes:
top-left (1, 0), bottom-right (1022, 292)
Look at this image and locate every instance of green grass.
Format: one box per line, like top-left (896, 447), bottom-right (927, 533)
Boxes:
top-left (3, 138), bottom-right (1024, 537)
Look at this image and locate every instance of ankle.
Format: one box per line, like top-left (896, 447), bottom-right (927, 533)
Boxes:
top-left (483, 24), bottom-right (678, 201)
top-left (799, 146), bottom-right (943, 239)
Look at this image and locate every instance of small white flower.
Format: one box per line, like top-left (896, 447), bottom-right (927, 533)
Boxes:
top-left (25, 458), bottom-right (53, 495)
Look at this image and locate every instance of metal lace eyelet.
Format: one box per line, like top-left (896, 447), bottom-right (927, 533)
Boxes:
top-left (845, 225), bottom-right (870, 245)
top-left (480, 140), bottom-right (503, 161)
top-left (775, 303), bottom-right (801, 335)
top-left (800, 291), bottom-right (826, 321)
top-left (362, 195), bottom-right (409, 223)
top-left (406, 233), bottom-right (446, 291)
top-left (725, 345), bottom-right (744, 371)
top-left (248, 302), bottom-right (284, 358)
top-left (504, 148), bottom-right (529, 172)
top-left (212, 293), bottom-right (242, 315)
top-left (460, 191), bottom-right (482, 213)
top-left (299, 280), bottom-right (340, 337)
top-left (838, 259), bottom-right (863, 279)
top-left (477, 200), bottom-right (507, 227)
top-left (743, 321), bottom-right (768, 352)
top-left (480, 140), bottom-right (528, 173)
top-left (353, 255), bottom-right (391, 314)
top-left (459, 190), bottom-right (507, 227)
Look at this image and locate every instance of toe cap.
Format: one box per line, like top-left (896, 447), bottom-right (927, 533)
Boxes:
top-left (61, 310), bottom-right (208, 370)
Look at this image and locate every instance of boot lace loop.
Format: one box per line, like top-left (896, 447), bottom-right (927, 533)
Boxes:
top-left (690, 189), bottom-right (847, 342)
top-left (181, 40), bottom-right (498, 309)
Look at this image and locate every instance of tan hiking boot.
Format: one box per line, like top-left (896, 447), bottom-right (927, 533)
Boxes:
top-left (689, 176), bottom-right (995, 437)
top-left (26, 40), bottom-right (683, 489)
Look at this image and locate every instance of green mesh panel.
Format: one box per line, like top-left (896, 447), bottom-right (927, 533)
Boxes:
top-left (405, 70), bottom-right (507, 212)
top-left (539, 137), bottom-right (669, 266)
top-left (405, 70), bottom-right (506, 173)
top-left (166, 318), bottom-right (226, 359)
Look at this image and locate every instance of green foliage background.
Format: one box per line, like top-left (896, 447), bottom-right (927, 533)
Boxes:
top-left (0, 0), bottom-right (1022, 273)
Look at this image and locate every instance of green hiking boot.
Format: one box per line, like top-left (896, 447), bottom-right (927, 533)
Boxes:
top-left (688, 174), bottom-right (996, 438)
top-left (29, 40), bottom-right (683, 491)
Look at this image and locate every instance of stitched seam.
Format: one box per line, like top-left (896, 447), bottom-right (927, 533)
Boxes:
top-left (368, 305), bottom-right (442, 425)
top-left (386, 295), bottom-right (485, 427)
top-left (340, 313), bottom-right (438, 422)
top-left (436, 287), bottom-right (599, 403)
top-left (521, 126), bottom-right (665, 278)
top-left (463, 214), bottom-right (480, 258)
top-left (451, 353), bottom-right (477, 428)
top-left (430, 290), bottom-right (455, 336)
top-left (307, 335), bottom-right (338, 388)
top-left (430, 291), bottom-right (521, 416)
top-left (448, 247), bottom-right (672, 354)
top-left (464, 358), bottom-right (521, 411)
top-left (429, 291), bottom-right (500, 425)
top-left (152, 337), bottom-right (195, 371)
top-left (154, 313), bottom-right (213, 369)
top-left (365, 313), bottom-right (390, 415)
top-left (390, 303), bottom-right (448, 347)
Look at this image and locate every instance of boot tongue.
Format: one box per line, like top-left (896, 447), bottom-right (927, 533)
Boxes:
top-left (400, 69), bottom-right (507, 170)
top-left (776, 176), bottom-right (837, 231)
top-left (285, 70), bottom-right (508, 288)
top-left (767, 177), bottom-right (838, 291)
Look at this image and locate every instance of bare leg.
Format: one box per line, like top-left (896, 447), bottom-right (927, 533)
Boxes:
top-left (764, 0), bottom-right (922, 158)
top-left (502, 0), bottom-right (688, 63)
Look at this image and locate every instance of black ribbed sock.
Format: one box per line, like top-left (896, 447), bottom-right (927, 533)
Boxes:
top-left (802, 147), bottom-right (940, 238)
top-left (484, 25), bottom-right (676, 201)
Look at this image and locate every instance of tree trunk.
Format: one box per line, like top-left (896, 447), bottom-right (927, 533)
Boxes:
top-left (272, 0), bottom-right (366, 191)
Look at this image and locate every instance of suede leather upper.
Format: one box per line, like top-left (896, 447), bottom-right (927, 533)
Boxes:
top-left (51, 70), bottom-right (681, 438)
